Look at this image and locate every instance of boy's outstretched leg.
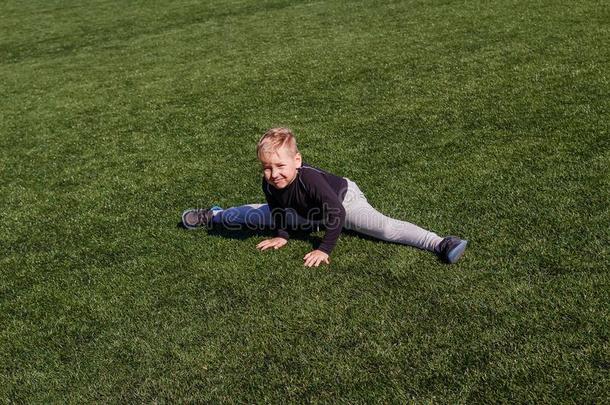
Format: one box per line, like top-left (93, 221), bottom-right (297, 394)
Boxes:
top-left (182, 204), bottom-right (314, 230)
top-left (342, 179), bottom-right (467, 263)
top-left (182, 204), bottom-right (270, 230)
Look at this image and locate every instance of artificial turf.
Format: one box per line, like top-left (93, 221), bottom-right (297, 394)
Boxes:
top-left (1, 0), bottom-right (609, 402)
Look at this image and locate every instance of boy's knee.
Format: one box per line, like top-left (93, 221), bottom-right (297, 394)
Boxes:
top-left (379, 222), bottom-right (397, 240)
top-left (346, 214), bottom-right (396, 240)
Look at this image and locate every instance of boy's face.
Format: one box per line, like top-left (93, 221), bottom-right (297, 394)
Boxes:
top-left (259, 146), bottom-right (302, 189)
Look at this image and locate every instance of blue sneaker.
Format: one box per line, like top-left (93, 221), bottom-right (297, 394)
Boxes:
top-left (181, 206), bottom-right (222, 230)
top-left (437, 236), bottom-right (468, 264)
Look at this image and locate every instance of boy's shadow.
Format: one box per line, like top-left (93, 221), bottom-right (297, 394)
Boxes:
top-left (177, 222), bottom-right (383, 249)
top-left (176, 222), bottom-right (322, 247)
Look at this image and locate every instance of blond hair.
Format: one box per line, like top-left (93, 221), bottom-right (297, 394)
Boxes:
top-left (257, 127), bottom-right (299, 159)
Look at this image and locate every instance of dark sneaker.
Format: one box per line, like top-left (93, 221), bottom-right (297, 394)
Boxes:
top-left (437, 236), bottom-right (468, 264)
top-left (181, 208), bottom-right (214, 230)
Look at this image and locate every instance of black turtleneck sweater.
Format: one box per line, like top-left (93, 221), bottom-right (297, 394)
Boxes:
top-left (262, 163), bottom-right (348, 254)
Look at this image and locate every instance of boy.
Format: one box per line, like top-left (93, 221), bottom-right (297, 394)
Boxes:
top-left (182, 127), bottom-right (467, 267)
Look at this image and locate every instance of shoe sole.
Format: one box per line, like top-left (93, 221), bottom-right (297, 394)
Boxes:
top-left (447, 240), bottom-right (468, 264)
top-left (181, 209), bottom-right (199, 230)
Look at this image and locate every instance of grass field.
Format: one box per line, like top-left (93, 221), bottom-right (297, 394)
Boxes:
top-left (1, 0), bottom-right (609, 402)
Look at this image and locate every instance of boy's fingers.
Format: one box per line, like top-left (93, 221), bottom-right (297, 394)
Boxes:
top-left (256, 241), bottom-right (266, 249)
top-left (303, 253), bottom-right (329, 267)
top-left (304, 256), bottom-right (318, 267)
top-left (259, 239), bottom-right (287, 251)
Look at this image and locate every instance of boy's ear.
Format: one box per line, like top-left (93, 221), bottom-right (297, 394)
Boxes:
top-left (295, 152), bottom-right (302, 166)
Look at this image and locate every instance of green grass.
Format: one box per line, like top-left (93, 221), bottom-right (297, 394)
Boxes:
top-left (1, 0), bottom-right (609, 402)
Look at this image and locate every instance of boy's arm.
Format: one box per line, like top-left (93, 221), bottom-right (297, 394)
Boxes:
top-left (304, 172), bottom-right (346, 255)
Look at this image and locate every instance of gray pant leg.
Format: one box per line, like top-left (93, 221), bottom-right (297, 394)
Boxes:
top-left (342, 180), bottom-right (443, 252)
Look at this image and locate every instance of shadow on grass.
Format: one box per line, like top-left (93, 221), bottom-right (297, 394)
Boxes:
top-left (176, 221), bottom-right (400, 250)
top-left (177, 221), bottom-right (324, 247)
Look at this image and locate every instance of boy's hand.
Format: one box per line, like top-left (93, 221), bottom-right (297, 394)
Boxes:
top-left (257, 237), bottom-right (288, 251)
top-left (303, 250), bottom-right (330, 267)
